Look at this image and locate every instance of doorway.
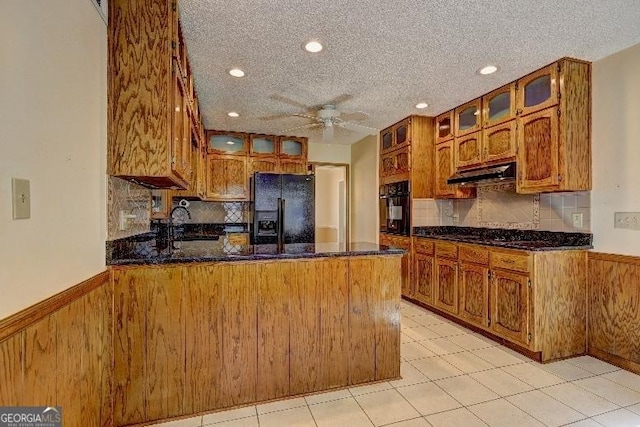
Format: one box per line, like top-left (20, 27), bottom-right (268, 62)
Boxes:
top-left (311, 163), bottom-right (349, 243)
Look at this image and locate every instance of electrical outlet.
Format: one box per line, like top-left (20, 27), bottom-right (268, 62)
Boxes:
top-left (614, 212), bottom-right (640, 230)
top-left (119, 210), bottom-right (137, 231)
top-left (572, 212), bottom-right (583, 228)
top-left (452, 213), bottom-right (460, 223)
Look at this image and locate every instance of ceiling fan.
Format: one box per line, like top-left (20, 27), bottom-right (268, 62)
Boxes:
top-left (278, 102), bottom-right (378, 143)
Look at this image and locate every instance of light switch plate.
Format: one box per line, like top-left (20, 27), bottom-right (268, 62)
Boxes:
top-left (614, 212), bottom-right (640, 230)
top-left (12, 178), bottom-right (31, 219)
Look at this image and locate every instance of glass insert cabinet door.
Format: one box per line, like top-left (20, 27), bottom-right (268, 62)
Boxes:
top-left (454, 99), bottom-right (481, 137)
top-left (280, 137), bottom-right (306, 158)
top-left (207, 131), bottom-right (248, 154)
top-left (436, 110), bottom-right (454, 143)
top-left (249, 134), bottom-right (277, 156)
top-left (381, 127), bottom-right (394, 152)
top-left (516, 64), bottom-right (559, 116)
top-left (482, 83), bottom-right (516, 127)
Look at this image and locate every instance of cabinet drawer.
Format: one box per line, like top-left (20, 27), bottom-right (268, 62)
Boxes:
top-left (413, 238), bottom-right (434, 255)
top-left (459, 245), bottom-right (489, 265)
top-left (435, 241), bottom-right (458, 259)
top-left (491, 251), bottom-right (530, 273)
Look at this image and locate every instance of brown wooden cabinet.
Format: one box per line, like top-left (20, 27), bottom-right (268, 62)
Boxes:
top-left (454, 131), bottom-right (482, 169)
top-left (279, 159), bottom-right (308, 174)
top-left (515, 59), bottom-right (591, 193)
top-left (435, 110), bottom-right (455, 144)
top-left (490, 268), bottom-right (531, 346)
top-left (380, 233), bottom-right (412, 297)
top-left (109, 0), bottom-right (202, 189)
top-left (249, 157), bottom-right (279, 175)
top-left (412, 238), bottom-right (435, 306)
top-left (205, 154), bottom-right (248, 200)
top-left (409, 240), bottom-right (587, 362)
top-left (455, 99), bottom-right (482, 137)
top-left (482, 83), bottom-right (516, 128)
top-left (458, 245), bottom-right (490, 329)
top-left (379, 116), bottom-right (435, 198)
top-left (435, 141), bottom-right (475, 199)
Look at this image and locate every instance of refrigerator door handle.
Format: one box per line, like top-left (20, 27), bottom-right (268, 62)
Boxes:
top-left (279, 198), bottom-right (285, 244)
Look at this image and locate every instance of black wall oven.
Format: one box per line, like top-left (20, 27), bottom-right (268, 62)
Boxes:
top-left (379, 181), bottom-right (410, 236)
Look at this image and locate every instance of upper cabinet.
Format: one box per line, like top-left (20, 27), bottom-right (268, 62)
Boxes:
top-left (516, 59), bottom-right (590, 193)
top-left (436, 110), bottom-right (455, 144)
top-left (454, 100), bottom-right (482, 137)
top-left (379, 116), bottom-right (435, 199)
top-left (208, 131), bottom-right (248, 154)
top-left (108, 0), bottom-right (203, 189)
top-left (249, 134), bottom-right (278, 157)
top-left (439, 57), bottom-right (590, 195)
top-left (380, 117), bottom-right (411, 154)
top-left (516, 64), bottom-right (559, 116)
top-left (482, 83), bottom-right (516, 128)
top-left (279, 137), bottom-right (308, 159)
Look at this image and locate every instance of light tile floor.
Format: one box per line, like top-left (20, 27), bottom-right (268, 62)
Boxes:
top-left (156, 300), bottom-right (640, 427)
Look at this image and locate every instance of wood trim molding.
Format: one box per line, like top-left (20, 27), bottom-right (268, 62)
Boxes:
top-left (588, 251), bottom-right (640, 265)
top-left (0, 270), bottom-right (110, 342)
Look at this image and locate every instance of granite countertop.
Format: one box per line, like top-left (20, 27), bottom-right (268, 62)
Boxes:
top-left (413, 226), bottom-right (592, 251)
top-left (107, 233), bottom-right (405, 266)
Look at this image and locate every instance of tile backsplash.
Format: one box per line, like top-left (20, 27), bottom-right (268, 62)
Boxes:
top-left (170, 199), bottom-right (250, 224)
top-left (107, 176), bottom-right (151, 240)
top-left (413, 186), bottom-right (590, 232)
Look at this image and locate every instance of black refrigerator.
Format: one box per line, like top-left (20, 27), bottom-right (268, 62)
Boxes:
top-left (251, 172), bottom-right (315, 245)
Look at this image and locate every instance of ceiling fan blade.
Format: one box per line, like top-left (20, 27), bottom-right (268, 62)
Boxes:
top-left (292, 113), bottom-right (320, 121)
top-left (326, 94), bottom-right (353, 106)
top-left (322, 125), bottom-right (334, 143)
top-left (339, 111), bottom-right (369, 122)
top-left (260, 113), bottom-right (292, 121)
top-left (270, 93), bottom-right (312, 111)
top-left (282, 122), bottom-right (321, 133)
top-left (335, 120), bottom-right (378, 135)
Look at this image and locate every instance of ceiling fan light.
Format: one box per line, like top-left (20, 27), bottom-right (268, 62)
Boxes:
top-left (415, 102), bottom-right (429, 109)
top-left (478, 65), bottom-right (498, 75)
top-left (304, 41), bottom-right (323, 53)
top-left (229, 68), bottom-right (245, 77)
top-left (227, 111), bottom-right (240, 117)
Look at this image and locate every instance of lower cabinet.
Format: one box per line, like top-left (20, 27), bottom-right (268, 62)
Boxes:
top-left (434, 258), bottom-right (458, 315)
top-left (411, 238), bottom-right (587, 362)
top-left (380, 233), bottom-right (412, 297)
top-left (459, 262), bottom-right (490, 328)
top-left (490, 269), bottom-right (530, 346)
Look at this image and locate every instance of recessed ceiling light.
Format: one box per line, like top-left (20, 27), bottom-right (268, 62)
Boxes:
top-left (227, 112), bottom-right (239, 117)
top-left (229, 68), bottom-right (245, 77)
top-left (304, 41), bottom-right (323, 53)
top-left (478, 65), bottom-right (498, 75)
top-left (415, 102), bottom-right (429, 109)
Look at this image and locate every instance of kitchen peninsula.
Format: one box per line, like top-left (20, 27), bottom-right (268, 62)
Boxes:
top-left (107, 236), bottom-right (403, 425)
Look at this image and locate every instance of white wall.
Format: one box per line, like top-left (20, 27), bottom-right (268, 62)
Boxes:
top-left (591, 43), bottom-right (640, 256)
top-left (308, 142), bottom-right (352, 164)
top-left (0, 0), bottom-right (107, 319)
top-left (350, 135), bottom-right (379, 243)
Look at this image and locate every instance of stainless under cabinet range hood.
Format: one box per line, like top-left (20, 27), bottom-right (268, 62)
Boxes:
top-left (447, 163), bottom-right (516, 185)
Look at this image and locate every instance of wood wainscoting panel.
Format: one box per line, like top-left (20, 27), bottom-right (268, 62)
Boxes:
top-left (184, 264), bottom-right (223, 414)
top-left (146, 266), bottom-right (185, 421)
top-left (220, 263), bottom-right (258, 407)
top-left (613, 262), bottom-right (640, 363)
top-left (0, 334), bottom-right (23, 405)
top-left (83, 279), bottom-right (114, 427)
top-left (374, 256), bottom-right (402, 380)
top-left (113, 268), bottom-right (147, 425)
top-left (588, 253), bottom-right (640, 374)
top-left (289, 260), bottom-right (319, 395)
top-left (23, 316), bottom-right (57, 406)
top-left (257, 261), bottom-right (291, 401)
top-left (348, 258), bottom-right (377, 384)
top-left (318, 258), bottom-right (349, 390)
top-left (56, 299), bottom-right (85, 425)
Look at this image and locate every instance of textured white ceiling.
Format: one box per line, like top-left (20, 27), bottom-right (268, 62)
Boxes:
top-left (179, 0), bottom-right (640, 145)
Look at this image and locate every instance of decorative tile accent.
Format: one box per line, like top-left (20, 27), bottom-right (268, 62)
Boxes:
top-left (476, 183), bottom-right (539, 230)
top-left (107, 177), bottom-right (151, 240)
